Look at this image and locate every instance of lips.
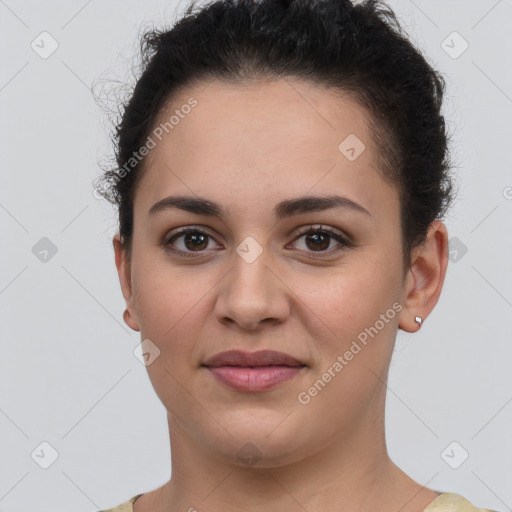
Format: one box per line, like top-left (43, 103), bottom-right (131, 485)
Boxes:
top-left (202, 350), bottom-right (306, 392)
top-left (203, 349), bottom-right (305, 368)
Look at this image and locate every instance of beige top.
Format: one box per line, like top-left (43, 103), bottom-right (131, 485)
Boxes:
top-left (100, 492), bottom-right (499, 512)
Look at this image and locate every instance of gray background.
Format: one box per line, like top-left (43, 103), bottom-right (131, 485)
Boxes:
top-left (1, 1), bottom-right (511, 511)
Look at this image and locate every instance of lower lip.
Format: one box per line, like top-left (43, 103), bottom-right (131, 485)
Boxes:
top-left (205, 365), bottom-right (305, 392)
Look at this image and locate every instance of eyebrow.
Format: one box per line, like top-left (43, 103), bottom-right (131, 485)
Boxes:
top-left (147, 194), bottom-right (371, 220)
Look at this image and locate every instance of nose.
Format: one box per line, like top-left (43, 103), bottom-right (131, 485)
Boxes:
top-left (214, 246), bottom-right (290, 332)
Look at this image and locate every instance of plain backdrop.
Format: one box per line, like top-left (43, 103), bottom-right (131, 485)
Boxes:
top-left (1, 1), bottom-right (511, 511)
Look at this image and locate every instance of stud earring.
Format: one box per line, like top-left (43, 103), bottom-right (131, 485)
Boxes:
top-left (414, 316), bottom-right (423, 327)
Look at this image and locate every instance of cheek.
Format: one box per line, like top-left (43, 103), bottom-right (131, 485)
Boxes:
top-left (300, 257), bottom-right (401, 337)
top-left (130, 253), bottom-right (220, 368)
top-left (293, 270), bottom-right (400, 432)
top-left (130, 258), bottom-right (213, 412)
top-left (295, 257), bottom-right (402, 412)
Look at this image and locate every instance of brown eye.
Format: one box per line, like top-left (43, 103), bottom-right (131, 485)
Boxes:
top-left (290, 225), bottom-right (352, 255)
top-left (303, 232), bottom-right (330, 251)
top-left (181, 231), bottom-right (209, 251)
top-left (164, 227), bottom-right (220, 256)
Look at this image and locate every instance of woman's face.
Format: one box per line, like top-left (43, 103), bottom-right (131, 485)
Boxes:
top-left (117, 78), bottom-right (414, 466)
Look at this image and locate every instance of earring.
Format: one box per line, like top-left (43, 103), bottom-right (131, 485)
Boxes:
top-left (414, 316), bottom-right (423, 327)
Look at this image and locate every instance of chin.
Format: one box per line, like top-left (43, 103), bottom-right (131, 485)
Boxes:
top-left (198, 410), bottom-right (315, 468)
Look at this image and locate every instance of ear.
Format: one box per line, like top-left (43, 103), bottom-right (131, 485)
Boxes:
top-left (398, 220), bottom-right (449, 333)
top-left (113, 234), bottom-right (140, 332)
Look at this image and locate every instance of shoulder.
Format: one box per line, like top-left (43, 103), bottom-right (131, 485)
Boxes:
top-left (98, 492), bottom-right (500, 512)
top-left (99, 494), bottom-right (143, 512)
top-left (425, 492), bottom-right (500, 512)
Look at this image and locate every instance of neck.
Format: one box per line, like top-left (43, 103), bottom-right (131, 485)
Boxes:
top-left (136, 405), bottom-right (438, 512)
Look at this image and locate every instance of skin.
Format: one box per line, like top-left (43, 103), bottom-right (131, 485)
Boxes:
top-left (113, 78), bottom-right (449, 512)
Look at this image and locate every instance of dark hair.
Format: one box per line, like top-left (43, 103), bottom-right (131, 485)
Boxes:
top-left (96, 0), bottom-right (454, 268)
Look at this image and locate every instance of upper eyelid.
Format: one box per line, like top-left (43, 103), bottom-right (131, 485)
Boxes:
top-left (294, 224), bottom-right (350, 240)
top-left (165, 225), bottom-right (220, 243)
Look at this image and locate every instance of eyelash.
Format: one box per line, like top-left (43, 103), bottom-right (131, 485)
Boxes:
top-left (163, 225), bottom-right (352, 259)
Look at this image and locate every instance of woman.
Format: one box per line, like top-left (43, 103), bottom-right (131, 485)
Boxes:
top-left (96, 0), bottom-right (499, 510)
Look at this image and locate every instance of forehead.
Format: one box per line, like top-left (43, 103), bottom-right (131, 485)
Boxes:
top-left (152, 78), bottom-right (373, 159)
top-left (135, 78), bottom-right (398, 222)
